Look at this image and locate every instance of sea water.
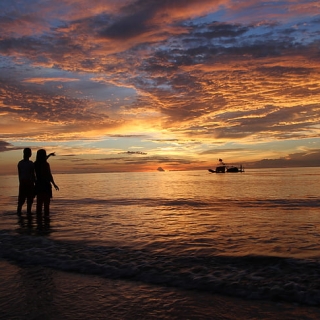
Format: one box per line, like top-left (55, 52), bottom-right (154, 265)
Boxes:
top-left (1, 168), bottom-right (320, 318)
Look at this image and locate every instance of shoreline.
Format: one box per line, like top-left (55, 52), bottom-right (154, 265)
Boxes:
top-left (1, 259), bottom-right (320, 320)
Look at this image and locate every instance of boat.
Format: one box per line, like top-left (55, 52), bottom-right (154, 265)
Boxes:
top-left (226, 166), bottom-right (241, 172)
top-left (208, 159), bottom-right (244, 173)
top-left (215, 165), bottom-right (226, 173)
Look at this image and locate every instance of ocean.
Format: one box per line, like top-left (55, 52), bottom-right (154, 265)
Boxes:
top-left (1, 168), bottom-right (320, 319)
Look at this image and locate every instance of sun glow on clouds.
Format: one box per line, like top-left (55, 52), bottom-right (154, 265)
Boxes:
top-left (22, 78), bottom-right (80, 84)
top-left (0, 0), bottom-right (320, 174)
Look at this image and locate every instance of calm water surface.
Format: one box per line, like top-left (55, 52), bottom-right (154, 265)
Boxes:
top-left (1, 168), bottom-right (320, 318)
top-left (3, 168), bottom-right (318, 257)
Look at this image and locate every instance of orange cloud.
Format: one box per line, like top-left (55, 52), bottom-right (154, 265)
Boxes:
top-left (22, 77), bottom-right (80, 84)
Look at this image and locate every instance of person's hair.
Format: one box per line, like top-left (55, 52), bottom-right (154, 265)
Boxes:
top-left (23, 148), bottom-right (32, 157)
top-left (35, 149), bottom-right (47, 163)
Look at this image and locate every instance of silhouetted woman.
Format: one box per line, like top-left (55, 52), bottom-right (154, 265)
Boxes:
top-left (34, 149), bottom-right (59, 220)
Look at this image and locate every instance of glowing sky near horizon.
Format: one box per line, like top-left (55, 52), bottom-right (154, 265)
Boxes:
top-left (0, 0), bottom-right (319, 173)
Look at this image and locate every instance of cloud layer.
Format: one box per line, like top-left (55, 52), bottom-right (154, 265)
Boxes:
top-left (0, 0), bottom-right (320, 172)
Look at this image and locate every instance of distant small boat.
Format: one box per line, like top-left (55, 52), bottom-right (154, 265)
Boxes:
top-left (208, 159), bottom-right (244, 173)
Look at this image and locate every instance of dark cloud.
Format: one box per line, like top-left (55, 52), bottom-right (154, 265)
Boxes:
top-left (99, 10), bottom-right (154, 40)
top-left (193, 22), bottom-right (250, 39)
top-left (0, 36), bottom-right (44, 55)
top-left (256, 66), bottom-right (313, 77)
top-left (201, 148), bottom-right (245, 155)
top-left (0, 140), bottom-right (21, 152)
top-left (97, 154), bottom-right (194, 166)
top-left (97, 0), bottom-right (231, 41)
top-left (251, 149), bottom-right (320, 168)
top-left (122, 156), bottom-right (193, 166)
top-left (95, 0), bottom-right (177, 40)
top-left (214, 104), bottom-right (320, 139)
top-left (118, 151), bottom-right (147, 155)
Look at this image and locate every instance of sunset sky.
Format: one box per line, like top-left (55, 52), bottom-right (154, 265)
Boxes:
top-left (0, 0), bottom-right (319, 174)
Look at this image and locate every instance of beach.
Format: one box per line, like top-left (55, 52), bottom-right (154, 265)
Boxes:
top-left (1, 260), bottom-right (320, 320)
top-left (1, 168), bottom-right (320, 319)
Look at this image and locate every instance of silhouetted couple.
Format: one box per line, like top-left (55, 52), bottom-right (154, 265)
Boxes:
top-left (17, 148), bottom-right (59, 224)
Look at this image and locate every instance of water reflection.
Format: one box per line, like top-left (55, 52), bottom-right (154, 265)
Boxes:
top-left (4, 168), bottom-right (320, 260)
top-left (17, 212), bottom-right (51, 236)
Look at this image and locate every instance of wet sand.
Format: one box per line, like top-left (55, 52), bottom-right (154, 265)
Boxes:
top-left (1, 260), bottom-right (320, 320)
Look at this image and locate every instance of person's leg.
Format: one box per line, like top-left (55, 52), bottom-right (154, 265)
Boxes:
top-left (26, 196), bottom-right (33, 216)
top-left (44, 194), bottom-right (51, 217)
top-left (36, 193), bottom-right (44, 228)
top-left (17, 197), bottom-right (25, 215)
top-left (17, 185), bottom-right (26, 215)
top-left (18, 180), bottom-right (34, 215)
top-left (17, 181), bottom-right (27, 215)
top-left (27, 211), bottom-right (33, 227)
top-left (36, 193), bottom-right (44, 216)
top-left (26, 182), bottom-right (35, 216)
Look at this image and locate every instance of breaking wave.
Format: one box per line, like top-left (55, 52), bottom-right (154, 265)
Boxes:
top-left (1, 230), bottom-right (320, 306)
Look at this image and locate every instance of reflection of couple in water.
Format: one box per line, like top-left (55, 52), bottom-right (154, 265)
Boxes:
top-left (17, 148), bottom-right (59, 229)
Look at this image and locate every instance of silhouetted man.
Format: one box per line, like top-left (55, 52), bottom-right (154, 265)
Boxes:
top-left (17, 148), bottom-right (35, 216)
